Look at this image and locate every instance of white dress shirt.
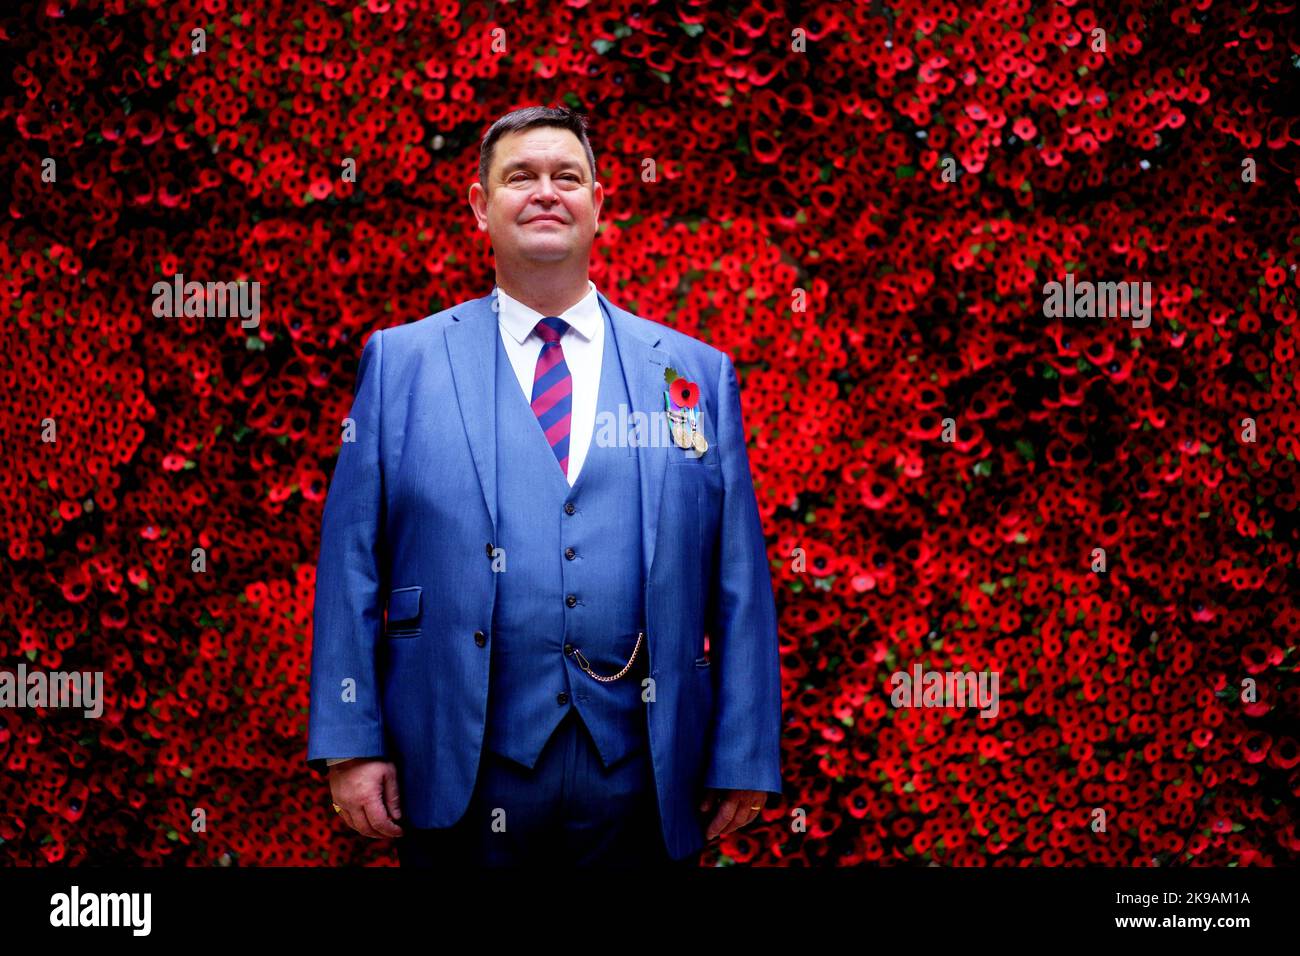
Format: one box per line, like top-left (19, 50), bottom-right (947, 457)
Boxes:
top-left (324, 282), bottom-right (604, 768)
top-left (495, 279), bottom-right (604, 486)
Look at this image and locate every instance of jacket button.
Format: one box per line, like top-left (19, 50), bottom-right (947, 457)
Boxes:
top-left (485, 542), bottom-right (494, 557)
top-left (564, 643), bottom-right (574, 655)
top-left (565, 547), bottom-right (576, 560)
top-left (565, 594), bottom-right (577, 608)
top-left (564, 502), bottom-right (576, 515)
top-left (556, 692), bottom-right (569, 705)
top-left (473, 630), bottom-right (487, 646)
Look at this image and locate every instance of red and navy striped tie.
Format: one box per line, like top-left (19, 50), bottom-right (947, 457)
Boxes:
top-left (531, 316), bottom-right (573, 477)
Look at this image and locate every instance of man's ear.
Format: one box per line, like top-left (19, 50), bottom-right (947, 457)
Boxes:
top-left (469, 182), bottom-right (488, 230)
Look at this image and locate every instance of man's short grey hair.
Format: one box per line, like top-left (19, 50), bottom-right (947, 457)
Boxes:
top-left (478, 105), bottom-right (597, 192)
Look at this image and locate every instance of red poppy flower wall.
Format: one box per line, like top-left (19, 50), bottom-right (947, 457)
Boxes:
top-left (1, 0), bottom-right (1297, 866)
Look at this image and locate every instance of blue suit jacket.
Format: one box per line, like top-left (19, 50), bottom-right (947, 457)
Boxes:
top-left (306, 287), bottom-right (783, 859)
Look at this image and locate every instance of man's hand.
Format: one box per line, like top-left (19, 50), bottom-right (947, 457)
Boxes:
top-left (699, 788), bottom-right (768, 840)
top-left (329, 758), bottom-right (403, 838)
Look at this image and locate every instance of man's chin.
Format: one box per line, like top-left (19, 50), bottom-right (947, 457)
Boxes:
top-left (517, 244), bottom-right (579, 263)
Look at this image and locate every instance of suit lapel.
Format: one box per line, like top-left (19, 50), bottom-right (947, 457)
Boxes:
top-left (446, 292), bottom-right (500, 532)
top-left (445, 287), bottom-right (670, 578)
top-left (599, 290), bottom-right (670, 579)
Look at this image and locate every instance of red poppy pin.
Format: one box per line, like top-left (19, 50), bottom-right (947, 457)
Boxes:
top-left (664, 367), bottom-right (709, 455)
top-left (664, 366), bottom-right (698, 408)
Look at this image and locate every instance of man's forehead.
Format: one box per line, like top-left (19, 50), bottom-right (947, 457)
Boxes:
top-left (496, 131), bottom-right (584, 165)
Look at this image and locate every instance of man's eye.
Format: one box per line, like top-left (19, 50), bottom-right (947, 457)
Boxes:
top-left (510, 173), bottom-right (577, 182)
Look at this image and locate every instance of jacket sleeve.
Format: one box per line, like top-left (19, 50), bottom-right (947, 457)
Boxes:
top-left (306, 329), bottom-right (390, 774)
top-left (702, 352), bottom-right (783, 796)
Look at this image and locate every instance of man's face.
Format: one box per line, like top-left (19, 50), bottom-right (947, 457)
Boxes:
top-left (470, 127), bottom-right (603, 265)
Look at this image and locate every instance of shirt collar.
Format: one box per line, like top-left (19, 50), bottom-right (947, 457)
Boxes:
top-left (496, 280), bottom-right (601, 345)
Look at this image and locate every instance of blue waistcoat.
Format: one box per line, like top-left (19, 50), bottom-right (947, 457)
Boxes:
top-left (485, 303), bottom-right (648, 769)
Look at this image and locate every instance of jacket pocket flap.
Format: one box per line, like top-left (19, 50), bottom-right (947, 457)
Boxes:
top-left (387, 586), bottom-right (422, 627)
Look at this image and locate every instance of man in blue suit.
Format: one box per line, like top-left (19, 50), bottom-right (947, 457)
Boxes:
top-left (306, 106), bottom-right (782, 865)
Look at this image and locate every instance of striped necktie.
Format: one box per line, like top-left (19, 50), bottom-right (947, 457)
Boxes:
top-left (531, 316), bottom-right (572, 477)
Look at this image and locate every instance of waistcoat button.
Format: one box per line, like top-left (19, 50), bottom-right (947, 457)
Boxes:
top-left (473, 630), bottom-right (487, 646)
top-left (564, 502), bottom-right (576, 515)
top-left (565, 594), bottom-right (577, 608)
top-left (565, 547), bottom-right (576, 560)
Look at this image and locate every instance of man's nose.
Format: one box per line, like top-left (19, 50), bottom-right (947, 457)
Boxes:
top-left (531, 176), bottom-right (560, 202)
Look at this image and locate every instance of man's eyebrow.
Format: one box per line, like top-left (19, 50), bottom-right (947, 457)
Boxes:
top-left (499, 159), bottom-right (584, 176)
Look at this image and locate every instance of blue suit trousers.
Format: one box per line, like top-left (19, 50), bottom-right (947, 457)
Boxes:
top-left (397, 710), bottom-right (702, 867)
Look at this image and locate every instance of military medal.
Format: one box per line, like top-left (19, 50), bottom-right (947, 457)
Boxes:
top-left (687, 406), bottom-right (708, 455)
top-left (664, 366), bottom-right (707, 456)
top-left (665, 390), bottom-right (689, 447)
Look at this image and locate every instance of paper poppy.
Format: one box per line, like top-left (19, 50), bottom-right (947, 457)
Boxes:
top-left (669, 376), bottom-right (699, 409)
